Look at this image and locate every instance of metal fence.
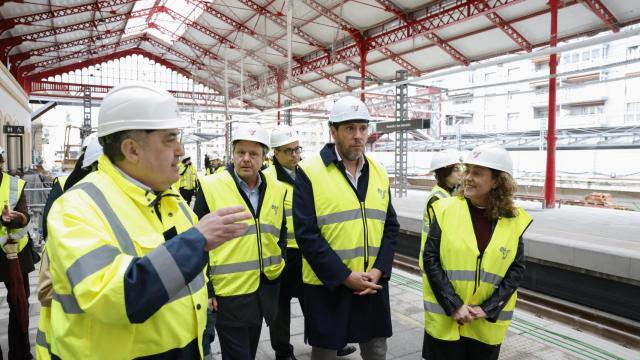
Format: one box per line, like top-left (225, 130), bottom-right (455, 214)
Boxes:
top-left (23, 173), bottom-right (54, 246)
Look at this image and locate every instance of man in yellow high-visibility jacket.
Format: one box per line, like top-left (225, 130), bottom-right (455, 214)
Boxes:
top-left (45, 83), bottom-right (250, 359)
top-left (293, 96), bottom-right (399, 359)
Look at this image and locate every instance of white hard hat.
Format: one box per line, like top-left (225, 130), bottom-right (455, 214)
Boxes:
top-left (81, 132), bottom-right (97, 149)
top-left (465, 144), bottom-right (513, 176)
top-left (0, 147), bottom-right (4, 156)
top-left (270, 125), bottom-right (298, 148)
top-left (233, 123), bottom-right (270, 149)
top-left (97, 83), bottom-right (186, 137)
top-left (329, 96), bottom-right (371, 124)
top-left (430, 149), bottom-right (461, 172)
top-left (82, 134), bottom-right (103, 168)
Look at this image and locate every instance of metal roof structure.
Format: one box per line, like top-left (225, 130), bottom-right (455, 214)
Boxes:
top-left (1, 0), bottom-right (639, 110)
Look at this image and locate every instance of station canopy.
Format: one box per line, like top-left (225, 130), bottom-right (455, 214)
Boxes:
top-left (1, 0), bottom-right (638, 110)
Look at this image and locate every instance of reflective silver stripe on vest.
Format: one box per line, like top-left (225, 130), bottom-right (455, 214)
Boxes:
top-left (147, 245), bottom-right (187, 299)
top-left (36, 329), bottom-right (49, 350)
top-left (177, 202), bottom-right (194, 226)
top-left (53, 292), bottom-right (84, 314)
top-left (422, 223), bottom-right (429, 233)
top-left (432, 190), bottom-right (448, 200)
top-left (73, 183), bottom-right (137, 256)
top-left (9, 176), bottom-right (19, 209)
top-left (260, 224), bottom-right (281, 238)
top-left (286, 232), bottom-right (295, 240)
top-left (334, 245), bottom-right (379, 261)
top-left (8, 225), bottom-right (29, 240)
top-left (444, 269), bottom-right (504, 286)
top-left (480, 270), bottom-right (503, 287)
top-left (66, 245), bottom-right (119, 288)
top-left (445, 270), bottom-right (476, 282)
top-left (497, 310), bottom-right (514, 321)
top-left (169, 272), bottom-right (206, 303)
top-left (285, 208), bottom-right (292, 217)
top-left (317, 209), bottom-right (361, 226)
top-left (423, 300), bottom-right (447, 315)
top-left (212, 254), bottom-right (283, 275)
top-left (364, 208), bottom-right (386, 222)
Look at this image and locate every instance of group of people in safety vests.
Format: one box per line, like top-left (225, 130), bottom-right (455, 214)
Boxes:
top-left (26, 83), bottom-right (530, 360)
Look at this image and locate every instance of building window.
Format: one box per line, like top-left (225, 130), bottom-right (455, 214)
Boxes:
top-left (507, 67), bottom-right (520, 79)
top-left (566, 104), bottom-right (603, 116)
top-left (507, 91), bottom-right (518, 100)
top-left (484, 72), bottom-right (496, 82)
top-left (535, 62), bottom-right (549, 72)
top-left (534, 107), bottom-right (548, 119)
top-left (627, 45), bottom-right (640, 60)
top-left (624, 102), bottom-right (640, 122)
top-left (534, 84), bottom-right (548, 95)
top-left (507, 112), bottom-right (519, 129)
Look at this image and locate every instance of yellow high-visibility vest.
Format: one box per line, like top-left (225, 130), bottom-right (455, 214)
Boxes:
top-left (178, 163), bottom-right (197, 190)
top-left (298, 155), bottom-right (389, 285)
top-left (0, 173), bottom-right (29, 253)
top-left (419, 184), bottom-right (451, 272)
top-left (263, 165), bottom-right (296, 249)
top-left (47, 155), bottom-right (206, 359)
top-left (200, 170), bottom-right (286, 296)
top-left (423, 196), bottom-right (531, 345)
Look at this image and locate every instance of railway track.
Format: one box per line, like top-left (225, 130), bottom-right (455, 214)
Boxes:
top-left (392, 254), bottom-right (640, 351)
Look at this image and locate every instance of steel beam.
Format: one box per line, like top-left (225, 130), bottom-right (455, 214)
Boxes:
top-left (579, 0), bottom-right (619, 32)
top-left (0, 0), bottom-right (135, 34)
top-left (475, 0), bottom-right (532, 51)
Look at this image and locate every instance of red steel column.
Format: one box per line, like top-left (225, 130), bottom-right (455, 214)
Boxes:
top-left (276, 70), bottom-right (282, 125)
top-left (545, 0), bottom-right (558, 208)
top-left (359, 41), bottom-right (367, 102)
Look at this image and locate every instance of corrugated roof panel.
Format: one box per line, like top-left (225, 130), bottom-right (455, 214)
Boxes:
top-left (447, 28), bottom-right (517, 59)
top-left (366, 59), bottom-right (406, 76)
top-left (339, 0), bottom-right (391, 29)
top-left (399, 46), bottom-right (455, 72)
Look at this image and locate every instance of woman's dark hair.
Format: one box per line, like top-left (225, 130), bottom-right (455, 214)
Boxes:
top-left (434, 165), bottom-right (455, 189)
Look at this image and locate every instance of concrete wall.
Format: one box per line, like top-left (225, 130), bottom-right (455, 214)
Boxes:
top-left (0, 63), bottom-right (31, 173)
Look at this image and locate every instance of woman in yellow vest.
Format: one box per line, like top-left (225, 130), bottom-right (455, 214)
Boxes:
top-left (419, 149), bottom-right (462, 271)
top-left (422, 144), bottom-right (532, 360)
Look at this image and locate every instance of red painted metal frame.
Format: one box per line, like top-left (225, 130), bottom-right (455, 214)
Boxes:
top-left (0, 0), bottom-right (135, 34)
top-left (545, 0), bottom-right (558, 208)
top-left (29, 80), bottom-right (223, 102)
top-left (579, 0), bottom-right (619, 33)
top-left (475, 0), bottom-right (532, 52)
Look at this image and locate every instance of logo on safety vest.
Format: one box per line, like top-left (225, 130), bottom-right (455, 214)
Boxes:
top-left (271, 204), bottom-right (279, 214)
top-left (499, 246), bottom-right (511, 259)
top-left (377, 188), bottom-right (386, 199)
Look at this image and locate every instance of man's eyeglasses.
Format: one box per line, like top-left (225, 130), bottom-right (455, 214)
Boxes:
top-left (277, 146), bottom-right (303, 156)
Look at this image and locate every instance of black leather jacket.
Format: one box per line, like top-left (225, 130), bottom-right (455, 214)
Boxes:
top-left (423, 214), bottom-right (526, 322)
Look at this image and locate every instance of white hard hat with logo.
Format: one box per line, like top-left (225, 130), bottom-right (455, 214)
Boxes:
top-left (270, 125), bottom-right (298, 148)
top-left (464, 144), bottom-right (513, 176)
top-left (430, 149), bottom-right (462, 172)
top-left (329, 96), bottom-right (371, 124)
top-left (97, 83), bottom-right (186, 137)
top-left (233, 123), bottom-right (270, 149)
top-left (82, 134), bottom-right (103, 168)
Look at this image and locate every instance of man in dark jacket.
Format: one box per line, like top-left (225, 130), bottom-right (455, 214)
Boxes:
top-left (293, 96), bottom-right (399, 359)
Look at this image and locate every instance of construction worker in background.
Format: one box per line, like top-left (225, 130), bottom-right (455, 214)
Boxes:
top-left (36, 134), bottom-right (103, 359)
top-left (0, 146), bottom-right (34, 360)
top-left (204, 154), bottom-right (213, 175)
top-left (418, 149), bottom-right (462, 272)
top-left (45, 83), bottom-right (251, 359)
top-left (293, 96), bottom-right (399, 359)
top-left (212, 156), bottom-right (225, 174)
top-left (194, 123), bottom-right (287, 359)
top-left (178, 155), bottom-right (197, 203)
top-left (422, 144), bottom-right (531, 360)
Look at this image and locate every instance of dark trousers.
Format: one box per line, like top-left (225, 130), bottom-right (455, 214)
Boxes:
top-left (269, 248), bottom-right (304, 358)
top-left (179, 188), bottom-right (195, 205)
top-left (216, 324), bottom-right (262, 360)
top-left (422, 331), bottom-right (501, 360)
top-left (1, 275), bottom-right (32, 360)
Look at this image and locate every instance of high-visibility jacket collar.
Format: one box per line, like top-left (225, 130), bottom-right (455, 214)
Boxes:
top-left (97, 155), bottom-right (180, 209)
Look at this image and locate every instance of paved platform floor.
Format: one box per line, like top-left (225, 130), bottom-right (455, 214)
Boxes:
top-left (4, 267), bottom-right (636, 359)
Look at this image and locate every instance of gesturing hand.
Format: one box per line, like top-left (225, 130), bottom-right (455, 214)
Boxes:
top-left (196, 206), bottom-right (252, 251)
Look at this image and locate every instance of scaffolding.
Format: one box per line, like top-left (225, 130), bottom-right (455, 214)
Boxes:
top-left (394, 70), bottom-right (409, 198)
top-left (81, 86), bottom-right (92, 140)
